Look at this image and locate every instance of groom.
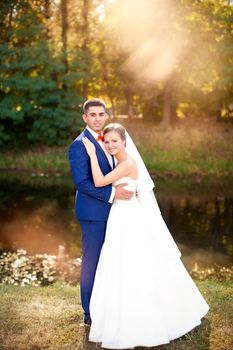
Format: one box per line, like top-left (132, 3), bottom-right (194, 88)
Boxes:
top-left (69, 98), bottom-right (133, 325)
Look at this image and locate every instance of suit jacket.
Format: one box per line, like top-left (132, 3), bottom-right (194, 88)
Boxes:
top-left (68, 128), bottom-right (112, 221)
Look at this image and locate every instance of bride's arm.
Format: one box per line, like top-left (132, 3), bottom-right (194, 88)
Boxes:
top-left (82, 137), bottom-right (131, 187)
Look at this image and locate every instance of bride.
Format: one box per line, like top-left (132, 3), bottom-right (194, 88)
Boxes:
top-left (82, 123), bottom-right (209, 349)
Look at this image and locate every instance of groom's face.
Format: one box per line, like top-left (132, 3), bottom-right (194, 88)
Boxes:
top-left (83, 106), bottom-right (108, 133)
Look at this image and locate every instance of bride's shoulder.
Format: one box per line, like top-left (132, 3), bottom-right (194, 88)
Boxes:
top-left (127, 154), bottom-right (137, 167)
top-left (119, 155), bottom-right (135, 168)
top-left (116, 155), bottom-right (137, 173)
top-left (118, 157), bottom-right (133, 169)
top-left (124, 154), bottom-right (138, 176)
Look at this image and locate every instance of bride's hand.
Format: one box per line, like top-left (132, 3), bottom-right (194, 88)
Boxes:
top-left (82, 137), bottom-right (96, 158)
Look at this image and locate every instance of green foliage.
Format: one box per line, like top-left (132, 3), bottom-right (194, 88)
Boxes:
top-left (96, 0), bottom-right (233, 122)
top-left (0, 0), bottom-right (233, 148)
top-left (179, 0), bottom-right (233, 117)
top-left (0, 120), bottom-right (232, 178)
top-left (0, 0), bottom-right (84, 147)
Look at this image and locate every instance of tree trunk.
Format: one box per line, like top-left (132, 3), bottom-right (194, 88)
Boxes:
top-left (161, 82), bottom-right (172, 127)
top-left (216, 108), bottom-right (222, 122)
top-left (44, 0), bottom-right (51, 39)
top-left (108, 96), bottom-right (116, 117)
top-left (171, 102), bottom-right (178, 124)
top-left (82, 0), bottom-right (90, 99)
top-left (125, 86), bottom-right (134, 119)
top-left (61, 0), bottom-right (68, 74)
top-left (8, 2), bottom-right (15, 30)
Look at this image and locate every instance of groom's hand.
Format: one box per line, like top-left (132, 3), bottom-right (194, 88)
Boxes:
top-left (114, 183), bottom-right (134, 201)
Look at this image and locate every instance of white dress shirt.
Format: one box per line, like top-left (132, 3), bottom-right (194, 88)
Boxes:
top-left (86, 126), bottom-right (115, 203)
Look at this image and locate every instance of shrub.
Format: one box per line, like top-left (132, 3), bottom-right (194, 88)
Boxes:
top-left (0, 249), bottom-right (81, 286)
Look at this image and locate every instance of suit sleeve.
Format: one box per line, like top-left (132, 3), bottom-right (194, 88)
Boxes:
top-left (69, 140), bottom-right (112, 203)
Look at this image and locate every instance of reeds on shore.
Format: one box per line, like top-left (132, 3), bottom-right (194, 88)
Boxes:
top-left (0, 120), bottom-right (232, 178)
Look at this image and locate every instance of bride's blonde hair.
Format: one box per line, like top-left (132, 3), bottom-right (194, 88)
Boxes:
top-left (103, 123), bottom-right (126, 141)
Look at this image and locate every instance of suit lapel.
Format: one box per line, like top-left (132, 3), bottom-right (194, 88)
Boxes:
top-left (83, 129), bottom-right (111, 171)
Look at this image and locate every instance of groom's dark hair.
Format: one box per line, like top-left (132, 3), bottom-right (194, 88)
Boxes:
top-left (83, 98), bottom-right (106, 114)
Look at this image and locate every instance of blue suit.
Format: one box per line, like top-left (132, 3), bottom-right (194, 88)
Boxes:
top-left (69, 128), bottom-right (113, 318)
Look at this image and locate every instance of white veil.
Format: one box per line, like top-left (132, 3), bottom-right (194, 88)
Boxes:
top-left (125, 131), bottom-right (154, 194)
top-left (125, 131), bottom-right (181, 258)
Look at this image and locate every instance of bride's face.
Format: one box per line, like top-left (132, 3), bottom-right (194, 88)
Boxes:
top-left (104, 131), bottom-right (125, 155)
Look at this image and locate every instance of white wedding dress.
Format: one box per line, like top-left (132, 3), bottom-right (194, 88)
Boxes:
top-left (89, 178), bottom-right (209, 349)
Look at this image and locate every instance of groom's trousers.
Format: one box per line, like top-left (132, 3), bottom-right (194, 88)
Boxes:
top-left (79, 220), bottom-right (107, 318)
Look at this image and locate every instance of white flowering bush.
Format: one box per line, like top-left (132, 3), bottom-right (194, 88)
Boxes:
top-left (0, 249), bottom-right (81, 286)
top-left (1, 250), bottom-right (232, 286)
top-left (190, 264), bottom-right (233, 282)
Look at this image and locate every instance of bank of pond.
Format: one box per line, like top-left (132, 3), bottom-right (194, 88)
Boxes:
top-left (0, 172), bottom-right (232, 276)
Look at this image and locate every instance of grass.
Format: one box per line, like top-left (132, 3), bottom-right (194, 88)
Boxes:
top-left (0, 146), bottom-right (69, 175)
top-left (130, 120), bottom-right (233, 178)
top-left (0, 280), bottom-right (232, 350)
top-left (0, 120), bottom-right (232, 178)
top-left (0, 283), bottom-right (83, 350)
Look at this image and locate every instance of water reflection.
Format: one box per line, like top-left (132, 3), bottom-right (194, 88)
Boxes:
top-left (0, 173), bottom-right (82, 257)
top-left (0, 173), bottom-right (232, 269)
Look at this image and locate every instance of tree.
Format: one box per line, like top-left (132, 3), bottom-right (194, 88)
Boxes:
top-left (94, 0), bottom-right (233, 125)
top-left (0, 0), bottom-right (84, 147)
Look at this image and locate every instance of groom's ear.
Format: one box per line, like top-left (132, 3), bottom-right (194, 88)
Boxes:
top-left (82, 114), bottom-right (87, 123)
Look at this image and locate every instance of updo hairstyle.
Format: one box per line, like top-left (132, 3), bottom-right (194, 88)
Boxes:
top-left (103, 123), bottom-right (126, 142)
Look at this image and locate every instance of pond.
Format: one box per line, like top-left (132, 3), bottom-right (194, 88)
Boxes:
top-left (0, 172), bottom-right (232, 270)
